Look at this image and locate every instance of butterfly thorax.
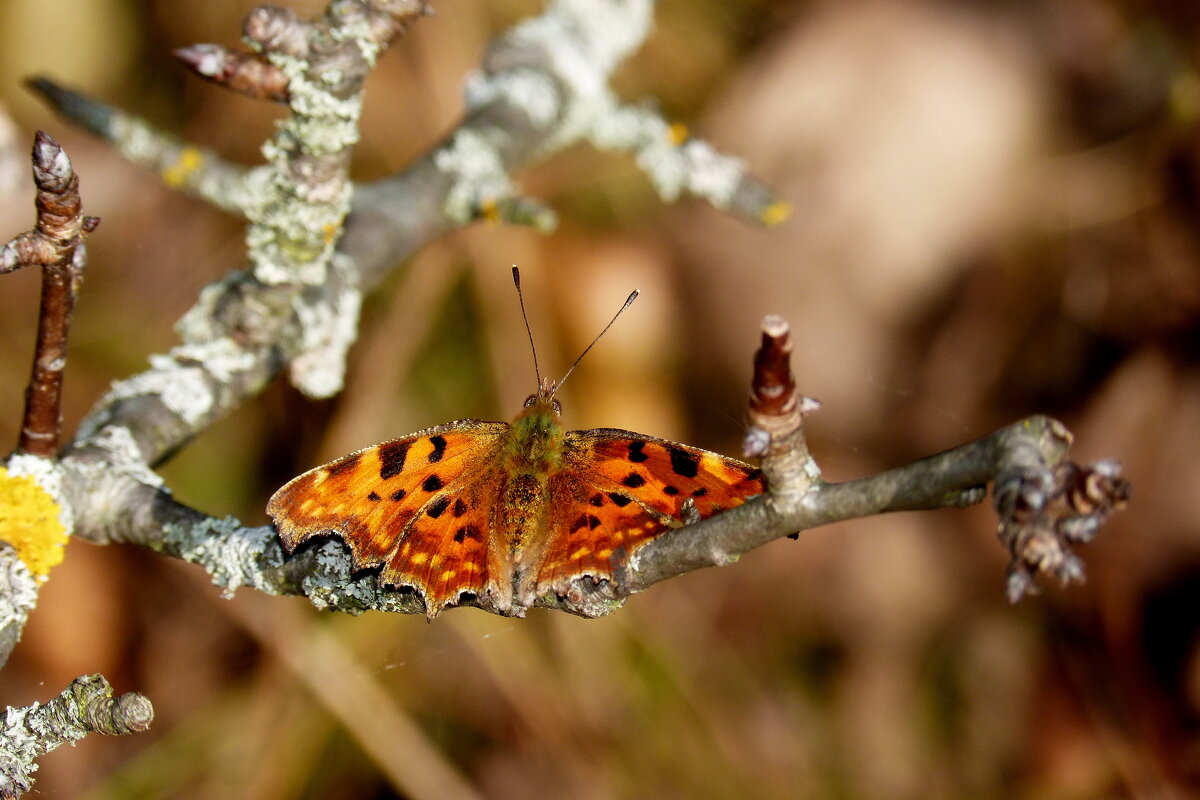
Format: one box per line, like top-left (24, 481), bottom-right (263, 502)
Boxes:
top-left (504, 387), bottom-right (565, 478)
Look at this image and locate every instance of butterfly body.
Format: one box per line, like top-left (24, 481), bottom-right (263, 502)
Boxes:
top-left (268, 378), bottom-right (766, 619)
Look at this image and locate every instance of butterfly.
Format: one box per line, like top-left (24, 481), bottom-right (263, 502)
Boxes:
top-left (267, 270), bottom-right (767, 619)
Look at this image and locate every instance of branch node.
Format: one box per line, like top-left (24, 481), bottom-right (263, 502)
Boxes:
top-left (243, 6), bottom-right (308, 57)
top-left (745, 315), bottom-right (820, 496)
top-left (996, 458), bottom-right (1130, 602)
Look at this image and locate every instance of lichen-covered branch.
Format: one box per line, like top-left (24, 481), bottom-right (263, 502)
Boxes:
top-left (0, 674), bottom-right (152, 798)
top-left (597, 320), bottom-right (1130, 612)
top-left (55, 319), bottom-right (1128, 622)
top-left (0, 544), bottom-right (38, 670)
top-left (41, 1), bottom-right (431, 483)
top-left (25, 79), bottom-right (256, 217)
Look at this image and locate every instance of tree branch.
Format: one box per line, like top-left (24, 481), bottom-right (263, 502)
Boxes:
top-left (52, 319), bottom-right (1129, 623)
top-left (546, 319), bottom-right (1129, 616)
top-left (0, 675), bottom-right (152, 798)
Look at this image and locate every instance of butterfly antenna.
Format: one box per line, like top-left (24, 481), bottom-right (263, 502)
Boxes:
top-left (512, 266), bottom-right (542, 386)
top-left (557, 288), bottom-right (640, 389)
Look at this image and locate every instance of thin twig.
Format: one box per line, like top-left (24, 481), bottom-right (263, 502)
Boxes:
top-left (0, 132), bottom-right (94, 458)
top-left (173, 45), bottom-right (290, 102)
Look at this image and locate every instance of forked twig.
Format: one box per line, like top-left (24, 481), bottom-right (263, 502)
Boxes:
top-left (1, 132), bottom-right (96, 457)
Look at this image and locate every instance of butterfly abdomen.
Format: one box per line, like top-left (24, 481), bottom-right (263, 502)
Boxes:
top-left (492, 470), bottom-right (556, 609)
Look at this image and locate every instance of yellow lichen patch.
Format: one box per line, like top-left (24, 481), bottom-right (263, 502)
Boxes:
top-left (667, 122), bottom-right (689, 145)
top-left (0, 467), bottom-right (68, 582)
top-left (760, 201), bottom-right (793, 227)
top-left (161, 146), bottom-right (204, 188)
top-left (323, 222), bottom-right (338, 246)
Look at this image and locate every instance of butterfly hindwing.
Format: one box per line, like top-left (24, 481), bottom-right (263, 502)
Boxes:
top-left (382, 467), bottom-right (505, 616)
top-left (267, 419), bottom-right (509, 614)
top-left (537, 429), bottom-right (766, 592)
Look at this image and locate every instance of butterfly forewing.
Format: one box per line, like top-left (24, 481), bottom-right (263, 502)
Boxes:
top-left (267, 420), bottom-right (509, 612)
top-left (537, 429), bottom-right (766, 592)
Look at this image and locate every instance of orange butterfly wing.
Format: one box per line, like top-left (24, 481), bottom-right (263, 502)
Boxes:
top-left (537, 430), bottom-right (765, 594)
top-left (266, 420), bottom-right (509, 616)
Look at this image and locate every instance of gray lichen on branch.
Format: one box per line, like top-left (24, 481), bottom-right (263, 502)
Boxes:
top-left (0, 543), bottom-right (38, 671)
top-left (0, 674), bottom-right (152, 798)
top-left (55, 316), bottom-right (1129, 623)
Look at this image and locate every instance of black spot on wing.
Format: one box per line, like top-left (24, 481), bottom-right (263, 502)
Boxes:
top-left (692, 487), bottom-right (708, 498)
top-left (378, 441), bottom-right (412, 480)
top-left (390, 488), bottom-right (407, 502)
top-left (627, 441), bottom-right (649, 463)
top-left (570, 514), bottom-right (589, 534)
top-left (607, 492), bottom-right (632, 507)
top-left (745, 468), bottom-right (763, 483)
top-left (663, 485), bottom-right (679, 496)
top-left (426, 496), bottom-right (450, 519)
top-left (589, 493), bottom-right (605, 507)
top-left (367, 491), bottom-right (382, 502)
top-left (622, 472), bottom-right (646, 488)
top-left (453, 524), bottom-right (483, 543)
top-left (667, 446), bottom-right (700, 478)
top-left (453, 498), bottom-right (468, 517)
top-left (327, 453), bottom-right (360, 477)
top-left (422, 475), bottom-right (443, 493)
top-left (588, 515), bottom-right (601, 530)
top-left (427, 435), bottom-right (447, 463)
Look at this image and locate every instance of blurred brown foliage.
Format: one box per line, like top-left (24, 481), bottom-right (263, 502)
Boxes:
top-left (1, 0), bottom-right (1198, 797)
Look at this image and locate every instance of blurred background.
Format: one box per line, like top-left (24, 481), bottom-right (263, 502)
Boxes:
top-left (0, 0), bottom-right (1196, 797)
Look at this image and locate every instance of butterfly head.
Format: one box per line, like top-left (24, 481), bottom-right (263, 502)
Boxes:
top-left (522, 375), bottom-right (563, 419)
